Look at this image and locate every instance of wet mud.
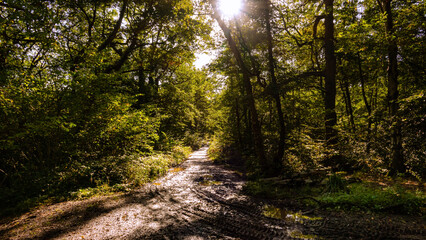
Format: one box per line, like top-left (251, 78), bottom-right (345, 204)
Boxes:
top-left (1, 147), bottom-right (424, 239)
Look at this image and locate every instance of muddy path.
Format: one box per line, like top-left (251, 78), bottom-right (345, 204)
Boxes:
top-left (1, 147), bottom-right (424, 239)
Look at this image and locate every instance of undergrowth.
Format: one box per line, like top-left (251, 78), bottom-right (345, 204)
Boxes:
top-left (318, 183), bottom-right (425, 215)
top-left (0, 145), bottom-right (192, 217)
top-left (212, 133), bottom-right (425, 216)
top-left (244, 178), bottom-right (425, 216)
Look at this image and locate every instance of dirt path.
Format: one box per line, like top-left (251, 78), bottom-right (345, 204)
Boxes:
top-left (1, 147), bottom-right (424, 239)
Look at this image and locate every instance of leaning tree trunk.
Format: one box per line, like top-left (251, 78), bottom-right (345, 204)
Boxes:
top-left (211, 7), bottom-right (268, 170)
top-left (383, 0), bottom-right (404, 174)
top-left (324, 0), bottom-right (338, 145)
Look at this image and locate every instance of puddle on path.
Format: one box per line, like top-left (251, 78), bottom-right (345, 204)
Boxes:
top-left (262, 204), bottom-right (324, 239)
top-left (199, 180), bottom-right (222, 186)
top-left (262, 205), bottom-right (322, 223)
top-left (290, 230), bottom-right (323, 240)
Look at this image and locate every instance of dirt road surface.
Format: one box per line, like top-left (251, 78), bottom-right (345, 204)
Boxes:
top-left (1, 147), bottom-right (424, 239)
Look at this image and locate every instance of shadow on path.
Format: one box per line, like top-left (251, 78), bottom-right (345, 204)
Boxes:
top-left (1, 147), bottom-right (424, 239)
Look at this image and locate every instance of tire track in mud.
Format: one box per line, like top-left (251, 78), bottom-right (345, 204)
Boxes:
top-left (1, 147), bottom-right (424, 239)
top-left (130, 147), bottom-right (303, 240)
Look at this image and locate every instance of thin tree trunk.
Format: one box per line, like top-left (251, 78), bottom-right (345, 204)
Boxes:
top-left (235, 97), bottom-right (243, 152)
top-left (339, 78), bottom-right (351, 131)
top-left (344, 78), bottom-right (355, 132)
top-left (324, 0), bottom-right (338, 145)
top-left (358, 53), bottom-right (372, 153)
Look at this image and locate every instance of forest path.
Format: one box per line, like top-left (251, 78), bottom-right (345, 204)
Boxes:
top-left (1, 147), bottom-right (424, 239)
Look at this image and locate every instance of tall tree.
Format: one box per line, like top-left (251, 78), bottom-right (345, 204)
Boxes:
top-left (378, 0), bottom-right (404, 174)
top-left (210, 1), bottom-right (268, 171)
top-left (263, 0), bottom-right (285, 169)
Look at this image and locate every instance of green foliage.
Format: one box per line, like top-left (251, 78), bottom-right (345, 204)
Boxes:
top-left (125, 147), bottom-right (191, 186)
top-left (318, 184), bottom-right (425, 215)
top-left (400, 91), bottom-right (426, 180)
top-left (0, 145), bottom-right (191, 216)
top-left (99, 104), bottom-right (161, 154)
top-left (207, 135), bottom-right (224, 162)
top-left (324, 173), bottom-right (348, 193)
top-left (210, 0), bottom-right (425, 180)
top-left (69, 184), bottom-right (118, 200)
top-left (284, 130), bottom-right (326, 173)
top-left (157, 65), bottom-right (216, 150)
top-left (1, 0), bottom-right (424, 219)
top-left (244, 179), bottom-right (425, 216)
top-left (0, 0), bottom-right (214, 217)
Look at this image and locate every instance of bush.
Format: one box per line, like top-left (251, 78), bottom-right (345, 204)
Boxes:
top-left (82, 145), bottom-right (192, 187)
top-left (283, 130), bottom-right (325, 173)
top-left (0, 144), bottom-right (192, 217)
top-left (400, 91), bottom-right (426, 180)
top-left (207, 135), bottom-right (223, 162)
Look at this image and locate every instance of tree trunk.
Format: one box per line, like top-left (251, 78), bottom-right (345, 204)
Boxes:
top-left (235, 97), bottom-right (243, 152)
top-left (339, 78), bottom-right (352, 131)
top-left (358, 53), bottom-right (372, 153)
top-left (264, 0), bottom-right (285, 171)
top-left (383, 0), bottom-right (404, 174)
top-left (211, 8), bottom-right (268, 170)
top-left (324, 0), bottom-right (338, 145)
top-left (343, 77), bottom-right (355, 132)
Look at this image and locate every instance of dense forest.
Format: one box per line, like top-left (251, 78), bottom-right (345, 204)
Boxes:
top-left (0, 0), bottom-right (425, 216)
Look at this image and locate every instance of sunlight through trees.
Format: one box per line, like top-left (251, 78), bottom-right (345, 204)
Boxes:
top-left (0, 0), bottom-right (424, 216)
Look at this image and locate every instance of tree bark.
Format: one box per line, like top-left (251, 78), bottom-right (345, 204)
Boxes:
top-left (324, 0), bottom-right (338, 145)
top-left (235, 97), bottom-right (243, 152)
top-left (383, 0), bottom-right (404, 174)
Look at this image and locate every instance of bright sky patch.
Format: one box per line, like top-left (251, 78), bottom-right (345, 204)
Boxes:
top-left (218, 0), bottom-right (242, 19)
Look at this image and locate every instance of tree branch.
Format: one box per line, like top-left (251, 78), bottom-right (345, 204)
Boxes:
top-left (105, 39), bottom-right (138, 73)
top-left (0, 2), bottom-right (25, 11)
top-left (313, 15), bottom-right (326, 39)
top-left (97, 0), bottom-right (128, 52)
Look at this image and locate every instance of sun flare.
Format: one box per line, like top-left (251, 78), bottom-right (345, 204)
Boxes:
top-left (218, 0), bottom-right (242, 19)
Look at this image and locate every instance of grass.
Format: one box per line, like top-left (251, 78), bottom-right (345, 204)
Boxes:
top-left (244, 175), bottom-right (425, 216)
top-left (262, 204), bottom-right (322, 221)
top-left (317, 183), bottom-right (425, 215)
top-left (125, 145), bottom-right (191, 186)
top-left (68, 184), bottom-right (126, 200)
